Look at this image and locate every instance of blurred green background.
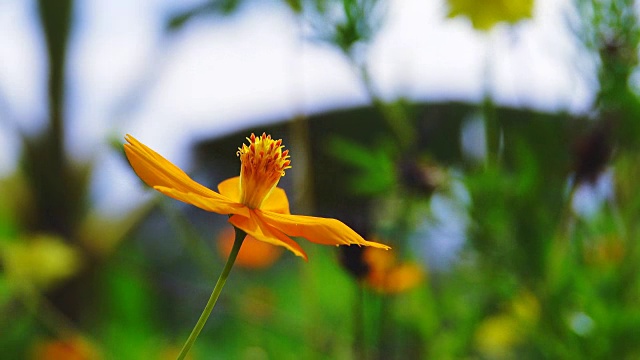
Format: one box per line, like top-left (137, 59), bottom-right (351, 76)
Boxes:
top-left (2, 0), bottom-right (640, 359)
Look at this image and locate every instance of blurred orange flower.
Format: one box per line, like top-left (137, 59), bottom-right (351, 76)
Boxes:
top-left (363, 247), bottom-right (424, 294)
top-left (31, 336), bottom-right (100, 360)
top-left (217, 227), bottom-right (283, 269)
top-left (124, 133), bottom-right (389, 260)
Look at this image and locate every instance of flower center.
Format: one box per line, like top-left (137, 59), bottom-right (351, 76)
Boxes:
top-left (237, 133), bottom-right (291, 209)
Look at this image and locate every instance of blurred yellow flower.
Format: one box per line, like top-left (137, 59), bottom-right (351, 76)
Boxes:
top-left (363, 247), bottom-right (424, 294)
top-left (124, 133), bottom-right (389, 260)
top-left (474, 314), bottom-right (522, 358)
top-left (217, 227), bottom-right (283, 269)
top-left (474, 289), bottom-right (540, 357)
top-left (447, 0), bottom-right (534, 31)
top-left (2, 234), bottom-right (82, 290)
top-left (511, 290), bottom-right (540, 324)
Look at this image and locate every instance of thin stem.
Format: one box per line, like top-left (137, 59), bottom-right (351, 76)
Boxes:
top-left (482, 33), bottom-right (501, 167)
top-left (176, 227), bottom-right (246, 360)
top-left (376, 295), bottom-right (390, 360)
top-left (355, 58), bottom-right (416, 150)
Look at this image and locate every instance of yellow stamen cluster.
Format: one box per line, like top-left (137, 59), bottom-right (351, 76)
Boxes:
top-left (237, 133), bottom-right (291, 209)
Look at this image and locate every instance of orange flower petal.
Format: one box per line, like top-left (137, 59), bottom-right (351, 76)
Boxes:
top-left (217, 227), bottom-right (283, 269)
top-left (218, 177), bottom-right (241, 203)
top-left (125, 135), bottom-right (223, 199)
top-left (256, 211), bottom-right (391, 249)
top-left (155, 186), bottom-right (249, 217)
top-left (260, 188), bottom-right (290, 214)
top-left (124, 135), bottom-right (244, 213)
top-left (229, 212), bottom-right (308, 260)
top-left (218, 177), bottom-right (289, 214)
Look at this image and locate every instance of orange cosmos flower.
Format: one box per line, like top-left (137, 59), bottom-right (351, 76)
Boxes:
top-left (124, 133), bottom-right (389, 260)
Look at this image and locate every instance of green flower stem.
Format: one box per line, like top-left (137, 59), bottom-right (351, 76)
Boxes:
top-left (176, 227), bottom-right (246, 360)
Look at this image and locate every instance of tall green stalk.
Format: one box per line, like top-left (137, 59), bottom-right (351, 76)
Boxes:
top-left (176, 227), bottom-right (246, 360)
